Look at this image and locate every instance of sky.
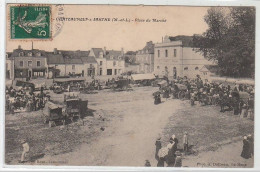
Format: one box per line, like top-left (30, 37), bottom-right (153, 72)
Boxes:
top-left (6, 5), bottom-right (209, 52)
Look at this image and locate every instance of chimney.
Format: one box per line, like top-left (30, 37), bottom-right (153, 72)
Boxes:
top-left (121, 47), bottom-right (124, 56)
top-left (32, 42), bottom-right (34, 50)
top-left (18, 45), bottom-right (21, 49)
top-left (103, 47), bottom-right (106, 55)
top-left (54, 48), bottom-right (58, 54)
top-left (162, 37), bottom-right (164, 43)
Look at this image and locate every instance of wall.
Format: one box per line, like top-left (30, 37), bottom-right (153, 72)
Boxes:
top-left (154, 42), bottom-right (183, 77)
top-left (154, 41), bottom-right (212, 79)
top-left (106, 59), bottom-right (125, 75)
top-left (96, 58), bottom-right (107, 75)
top-left (14, 56), bottom-right (47, 69)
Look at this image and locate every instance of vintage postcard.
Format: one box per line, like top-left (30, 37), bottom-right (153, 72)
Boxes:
top-left (4, 3), bottom-right (256, 169)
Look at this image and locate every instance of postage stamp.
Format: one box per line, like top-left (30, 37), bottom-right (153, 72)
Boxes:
top-left (10, 5), bottom-right (51, 39)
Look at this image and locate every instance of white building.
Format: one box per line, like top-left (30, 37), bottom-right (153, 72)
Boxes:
top-left (154, 35), bottom-right (213, 79)
top-left (89, 48), bottom-right (125, 76)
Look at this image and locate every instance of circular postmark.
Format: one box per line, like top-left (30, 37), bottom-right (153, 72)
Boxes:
top-left (52, 4), bottom-right (65, 38)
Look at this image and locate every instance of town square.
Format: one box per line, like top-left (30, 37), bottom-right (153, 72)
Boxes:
top-left (4, 4), bottom-right (255, 168)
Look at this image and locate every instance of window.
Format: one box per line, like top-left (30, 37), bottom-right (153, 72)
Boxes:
top-left (28, 52), bottom-right (32, 56)
top-left (165, 50), bottom-right (168, 57)
top-left (114, 69), bottom-right (117, 75)
top-left (100, 61), bottom-right (103, 65)
top-left (28, 61), bottom-right (32, 67)
top-left (36, 52), bottom-right (41, 56)
top-left (36, 61), bottom-right (41, 67)
top-left (72, 65), bottom-right (75, 70)
top-left (158, 50), bottom-right (160, 57)
top-left (157, 66), bottom-right (160, 69)
top-left (184, 67), bottom-right (188, 70)
top-left (19, 61), bottom-right (23, 67)
top-left (19, 52), bottom-right (24, 56)
top-left (174, 49), bottom-right (177, 57)
top-left (107, 69), bottom-right (112, 75)
top-left (195, 67), bottom-right (199, 70)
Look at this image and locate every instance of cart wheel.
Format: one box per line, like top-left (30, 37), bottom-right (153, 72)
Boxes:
top-left (178, 91), bottom-right (185, 100)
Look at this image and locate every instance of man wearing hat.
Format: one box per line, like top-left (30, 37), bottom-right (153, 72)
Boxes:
top-left (20, 139), bottom-right (30, 163)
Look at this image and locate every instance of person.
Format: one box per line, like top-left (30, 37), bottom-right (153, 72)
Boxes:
top-left (155, 135), bottom-right (162, 161)
top-left (174, 151), bottom-right (182, 167)
top-left (183, 131), bottom-right (189, 155)
top-left (241, 136), bottom-right (251, 159)
top-left (20, 139), bottom-right (30, 163)
top-left (166, 142), bottom-right (175, 167)
top-left (240, 104), bottom-right (248, 118)
top-left (157, 147), bottom-right (168, 167)
top-left (247, 134), bottom-right (254, 157)
top-left (144, 160), bottom-right (151, 167)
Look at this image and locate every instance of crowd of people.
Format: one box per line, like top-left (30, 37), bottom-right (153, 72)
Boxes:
top-left (152, 132), bottom-right (189, 167)
top-left (158, 75), bottom-right (254, 120)
top-left (5, 86), bottom-right (49, 114)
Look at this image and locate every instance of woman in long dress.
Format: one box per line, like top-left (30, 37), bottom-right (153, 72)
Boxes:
top-left (241, 136), bottom-right (251, 159)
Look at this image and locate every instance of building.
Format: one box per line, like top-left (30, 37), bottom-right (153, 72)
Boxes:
top-left (136, 41), bottom-right (154, 73)
top-left (47, 48), bottom-right (97, 78)
top-left (154, 35), bottom-right (213, 79)
top-left (89, 47), bottom-right (125, 76)
top-left (199, 65), bottom-right (218, 80)
top-left (8, 45), bottom-right (48, 80)
top-left (6, 52), bottom-right (14, 79)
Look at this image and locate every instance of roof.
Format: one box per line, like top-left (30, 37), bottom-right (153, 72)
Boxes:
top-left (131, 73), bottom-right (156, 81)
top-left (92, 48), bottom-right (104, 58)
top-left (81, 56), bottom-right (97, 64)
top-left (168, 35), bottom-right (193, 47)
top-left (6, 52), bottom-right (12, 59)
top-left (59, 50), bottom-right (90, 58)
top-left (54, 77), bottom-right (85, 83)
top-left (200, 65), bottom-right (219, 73)
top-left (10, 48), bottom-right (47, 57)
top-left (105, 50), bottom-right (123, 60)
top-left (47, 53), bottom-right (65, 64)
top-left (138, 41), bottom-right (154, 54)
top-left (64, 57), bottom-right (83, 64)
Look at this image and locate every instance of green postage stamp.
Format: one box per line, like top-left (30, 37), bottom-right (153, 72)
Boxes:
top-left (10, 5), bottom-right (51, 39)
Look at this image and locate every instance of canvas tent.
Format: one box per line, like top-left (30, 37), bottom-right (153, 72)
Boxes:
top-left (131, 74), bottom-right (156, 81)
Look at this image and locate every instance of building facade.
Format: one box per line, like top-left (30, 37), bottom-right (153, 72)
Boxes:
top-left (47, 48), bottom-right (97, 78)
top-left (8, 46), bottom-right (48, 80)
top-left (136, 41), bottom-right (154, 74)
top-left (154, 35), bottom-right (212, 79)
top-left (89, 48), bottom-right (125, 76)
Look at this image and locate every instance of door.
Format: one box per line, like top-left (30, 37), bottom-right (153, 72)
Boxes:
top-left (173, 67), bottom-right (177, 79)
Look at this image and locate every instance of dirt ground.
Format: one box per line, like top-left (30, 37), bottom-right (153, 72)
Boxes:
top-left (5, 86), bottom-right (254, 167)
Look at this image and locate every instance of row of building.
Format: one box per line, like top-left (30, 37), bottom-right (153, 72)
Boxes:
top-left (135, 35), bottom-right (215, 79)
top-left (6, 35), bottom-right (216, 80)
top-left (6, 46), bottom-right (125, 80)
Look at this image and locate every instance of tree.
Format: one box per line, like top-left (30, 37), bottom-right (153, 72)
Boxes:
top-left (193, 7), bottom-right (255, 78)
